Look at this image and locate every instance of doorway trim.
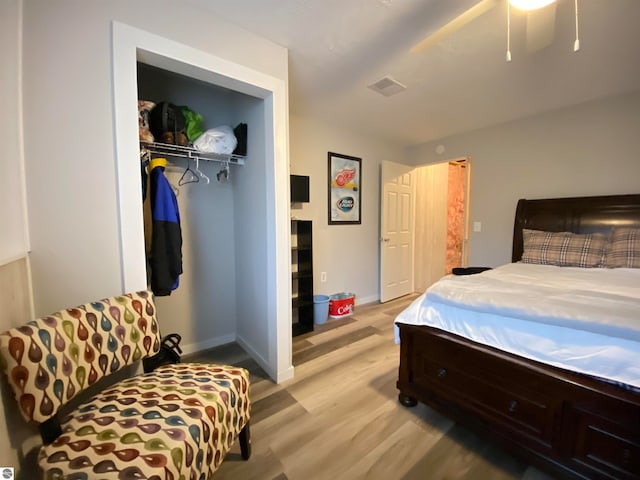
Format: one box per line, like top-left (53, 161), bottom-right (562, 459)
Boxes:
top-left (111, 22), bottom-right (293, 382)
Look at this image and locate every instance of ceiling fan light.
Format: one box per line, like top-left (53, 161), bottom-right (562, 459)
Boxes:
top-left (509, 0), bottom-right (556, 11)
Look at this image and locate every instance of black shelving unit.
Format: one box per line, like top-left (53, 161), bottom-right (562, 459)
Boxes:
top-left (291, 220), bottom-right (314, 336)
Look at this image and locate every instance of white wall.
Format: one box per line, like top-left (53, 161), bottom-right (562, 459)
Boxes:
top-left (407, 90), bottom-right (640, 267)
top-left (22, 0), bottom-right (288, 317)
top-left (0, 0), bottom-right (29, 264)
top-left (289, 114), bottom-right (405, 304)
top-left (233, 96), bottom-right (272, 366)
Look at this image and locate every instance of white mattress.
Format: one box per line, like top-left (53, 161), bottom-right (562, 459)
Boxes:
top-left (395, 263), bottom-right (640, 389)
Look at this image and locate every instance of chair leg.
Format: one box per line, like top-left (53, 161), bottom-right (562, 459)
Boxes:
top-left (239, 422), bottom-right (251, 460)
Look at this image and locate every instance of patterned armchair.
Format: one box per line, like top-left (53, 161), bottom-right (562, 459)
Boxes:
top-left (0, 291), bottom-right (251, 479)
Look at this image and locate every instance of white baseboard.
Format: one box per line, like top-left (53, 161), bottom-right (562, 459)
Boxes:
top-left (221, 335), bottom-right (295, 384)
top-left (180, 333), bottom-right (236, 356)
top-left (180, 333), bottom-right (295, 384)
top-left (276, 365), bottom-right (295, 383)
top-left (355, 294), bottom-right (379, 306)
top-left (235, 334), bottom-right (275, 379)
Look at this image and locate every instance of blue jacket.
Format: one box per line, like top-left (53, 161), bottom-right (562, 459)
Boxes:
top-left (149, 164), bottom-right (182, 296)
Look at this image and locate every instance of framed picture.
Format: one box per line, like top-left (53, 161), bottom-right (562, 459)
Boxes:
top-left (328, 152), bottom-right (361, 225)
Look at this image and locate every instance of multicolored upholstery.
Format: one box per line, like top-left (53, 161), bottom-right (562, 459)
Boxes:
top-left (0, 291), bottom-right (251, 479)
top-left (0, 291), bottom-right (161, 424)
top-left (39, 363), bottom-right (250, 479)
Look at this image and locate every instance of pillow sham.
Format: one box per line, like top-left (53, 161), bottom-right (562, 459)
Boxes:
top-left (521, 229), bottom-right (608, 268)
top-left (604, 227), bottom-right (640, 268)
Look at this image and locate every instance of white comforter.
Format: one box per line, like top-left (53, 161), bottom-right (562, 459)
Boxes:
top-left (426, 263), bottom-right (640, 341)
top-left (395, 263), bottom-right (640, 388)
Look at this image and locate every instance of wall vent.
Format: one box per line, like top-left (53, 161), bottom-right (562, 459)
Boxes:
top-left (367, 76), bottom-right (407, 97)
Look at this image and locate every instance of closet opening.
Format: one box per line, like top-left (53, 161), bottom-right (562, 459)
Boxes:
top-left (111, 22), bottom-right (294, 382)
top-left (137, 62), bottom-right (256, 358)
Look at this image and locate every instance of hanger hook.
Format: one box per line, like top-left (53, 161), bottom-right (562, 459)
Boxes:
top-left (216, 161), bottom-right (230, 182)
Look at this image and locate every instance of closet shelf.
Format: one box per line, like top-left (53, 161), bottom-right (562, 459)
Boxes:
top-left (140, 142), bottom-right (246, 165)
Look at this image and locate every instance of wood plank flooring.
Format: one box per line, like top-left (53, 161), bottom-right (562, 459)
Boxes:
top-left (184, 295), bottom-right (558, 480)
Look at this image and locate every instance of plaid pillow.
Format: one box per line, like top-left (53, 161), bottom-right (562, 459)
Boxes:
top-left (604, 227), bottom-right (640, 268)
top-left (522, 229), bottom-right (608, 267)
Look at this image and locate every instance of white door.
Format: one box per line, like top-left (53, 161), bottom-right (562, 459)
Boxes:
top-left (380, 161), bottom-right (415, 303)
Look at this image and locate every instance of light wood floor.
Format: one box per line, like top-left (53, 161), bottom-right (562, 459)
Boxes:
top-left (185, 295), bottom-right (558, 480)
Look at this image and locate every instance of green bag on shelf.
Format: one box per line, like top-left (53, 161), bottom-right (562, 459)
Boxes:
top-left (181, 106), bottom-right (205, 142)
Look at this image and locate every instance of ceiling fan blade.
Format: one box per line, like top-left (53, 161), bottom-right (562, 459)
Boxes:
top-left (410, 0), bottom-right (500, 54)
top-left (526, 2), bottom-right (557, 52)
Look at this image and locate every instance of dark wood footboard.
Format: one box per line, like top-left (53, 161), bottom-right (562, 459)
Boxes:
top-left (397, 323), bottom-right (640, 480)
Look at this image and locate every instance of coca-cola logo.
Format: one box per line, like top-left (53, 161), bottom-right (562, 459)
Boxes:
top-left (336, 304), bottom-right (352, 315)
top-left (337, 197), bottom-right (354, 212)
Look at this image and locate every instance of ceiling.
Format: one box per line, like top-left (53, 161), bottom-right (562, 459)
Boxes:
top-left (186, 0), bottom-right (640, 146)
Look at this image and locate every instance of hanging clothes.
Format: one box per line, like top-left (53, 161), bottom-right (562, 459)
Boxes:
top-left (149, 157), bottom-right (182, 296)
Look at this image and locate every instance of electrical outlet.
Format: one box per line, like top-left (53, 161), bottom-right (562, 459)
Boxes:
top-left (473, 221), bottom-right (482, 233)
top-left (320, 272), bottom-right (327, 282)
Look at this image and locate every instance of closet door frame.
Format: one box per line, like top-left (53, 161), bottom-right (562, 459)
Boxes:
top-left (111, 21), bottom-right (294, 383)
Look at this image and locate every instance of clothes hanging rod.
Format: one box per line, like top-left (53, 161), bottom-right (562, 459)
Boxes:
top-left (140, 141), bottom-right (245, 165)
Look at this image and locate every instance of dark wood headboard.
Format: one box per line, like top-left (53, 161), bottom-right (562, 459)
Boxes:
top-left (512, 193), bottom-right (640, 262)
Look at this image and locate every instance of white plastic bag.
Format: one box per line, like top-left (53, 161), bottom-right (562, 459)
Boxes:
top-left (193, 125), bottom-right (237, 154)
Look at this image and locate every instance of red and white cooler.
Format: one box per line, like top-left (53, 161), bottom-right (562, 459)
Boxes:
top-left (329, 292), bottom-right (355, 319)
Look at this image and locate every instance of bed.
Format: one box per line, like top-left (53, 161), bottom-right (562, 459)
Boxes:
top-left (395, 194), bottom-right (640, 480)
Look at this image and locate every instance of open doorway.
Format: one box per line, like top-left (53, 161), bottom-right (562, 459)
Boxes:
top-left (379, 157), bottom-right (470, 302)
top-left (414, 158), bottom-right (470, 292)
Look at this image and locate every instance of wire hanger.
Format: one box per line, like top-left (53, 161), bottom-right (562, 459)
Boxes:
top-left (178, 158), bottom-right (200, 186)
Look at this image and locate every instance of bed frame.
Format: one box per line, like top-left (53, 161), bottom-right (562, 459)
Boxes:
top-left (397, 193), bottom-right (640, 480)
